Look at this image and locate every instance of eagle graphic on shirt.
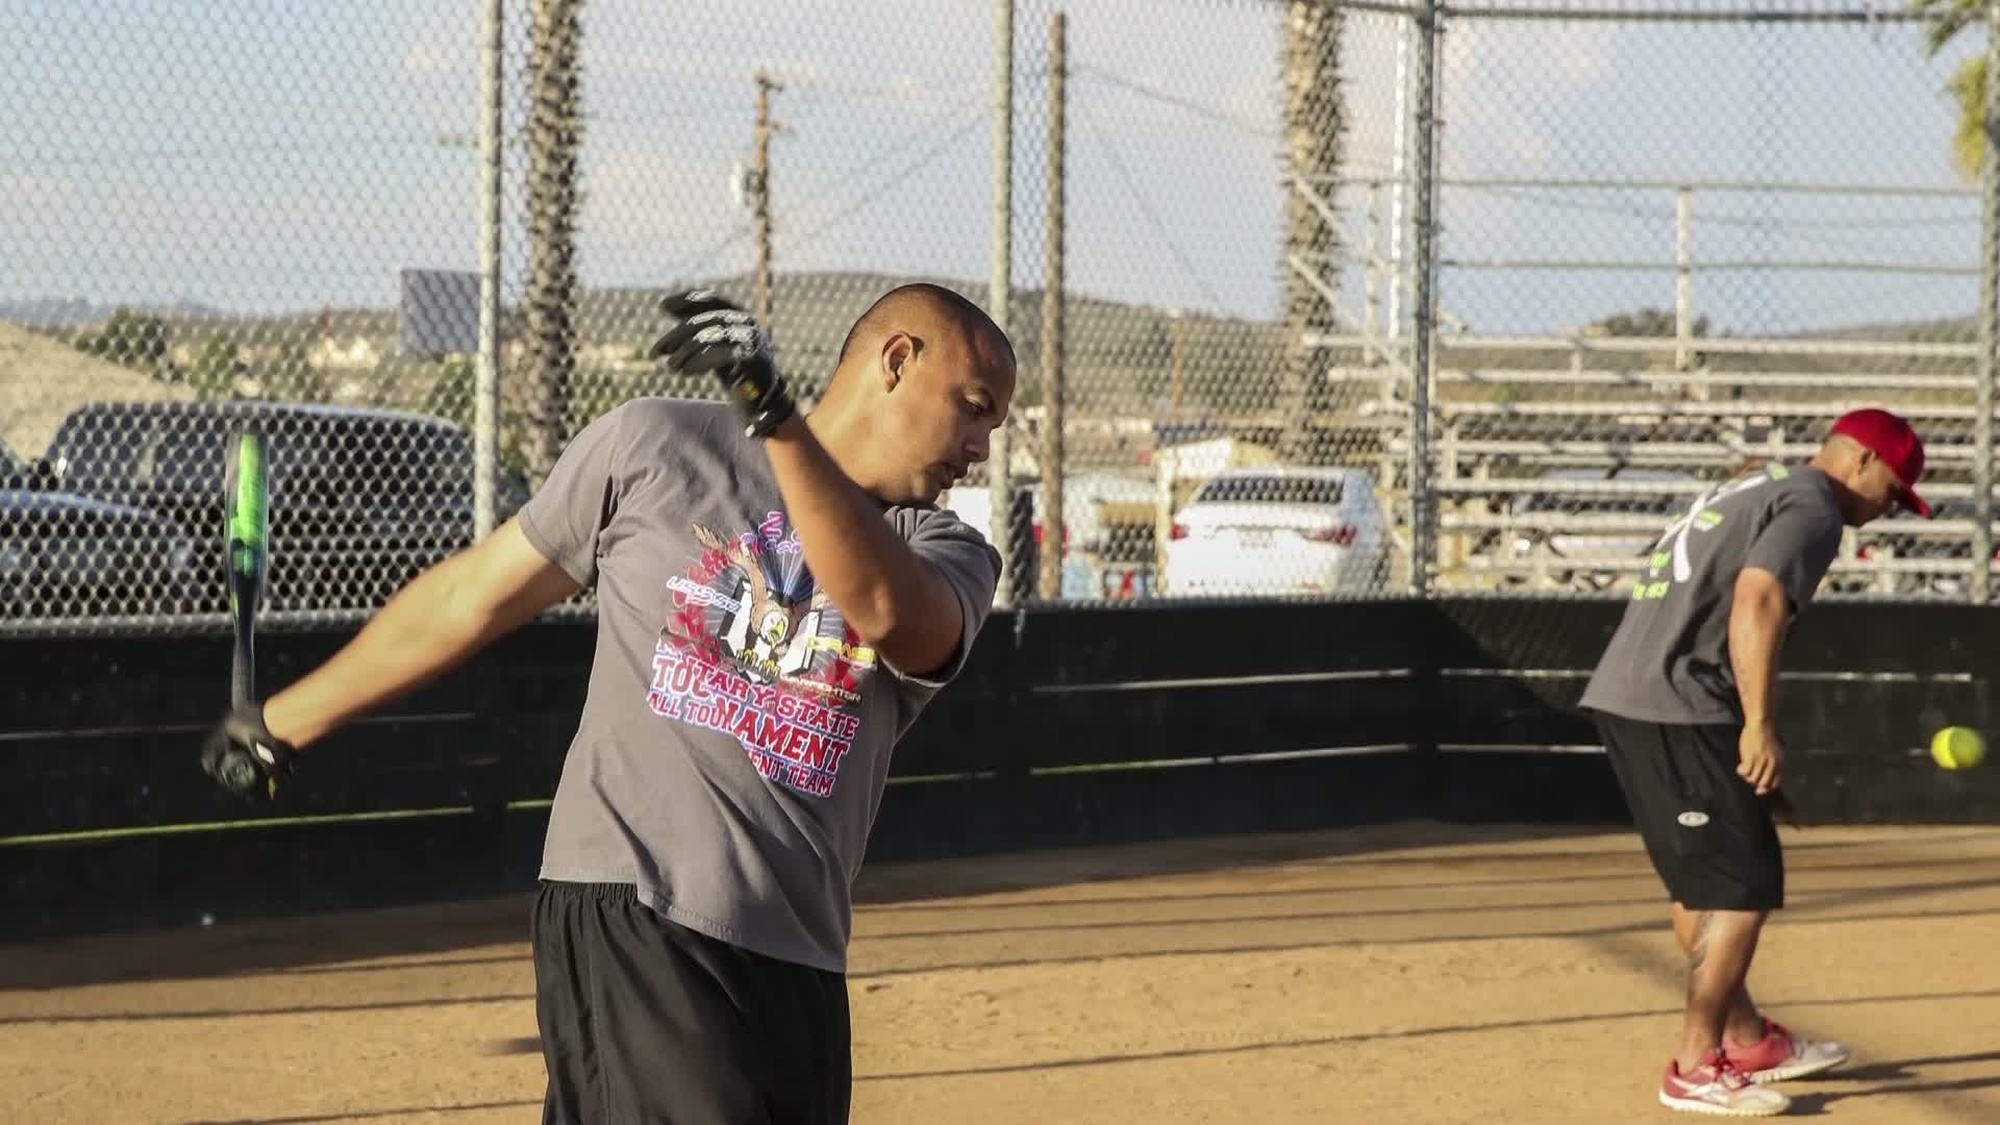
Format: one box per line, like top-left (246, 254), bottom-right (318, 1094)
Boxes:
top-left (646, 512), bottom-right (880, 799)
top-left (659, 513), bottom-right (876, 703)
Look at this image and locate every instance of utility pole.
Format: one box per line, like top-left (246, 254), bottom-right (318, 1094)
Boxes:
top-left (752, 70), bottom-right (783, 324)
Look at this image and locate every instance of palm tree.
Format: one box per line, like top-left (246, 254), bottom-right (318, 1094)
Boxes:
top-left (525, 0), bottom-right (582, 487)
top-left (1277, 0), bottom-right (1345, 465)
top-left (1915, 0), bottom-right (1991, 180)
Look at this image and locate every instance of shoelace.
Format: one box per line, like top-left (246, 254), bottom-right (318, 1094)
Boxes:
top-left (1706, 1053), bottom-right (1754, 1089)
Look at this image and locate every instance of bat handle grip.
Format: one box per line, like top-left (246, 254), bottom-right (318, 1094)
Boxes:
top-left (229, 553), bottom-right (258, 711)
top-left (231, 633), bottom-right (255, 711)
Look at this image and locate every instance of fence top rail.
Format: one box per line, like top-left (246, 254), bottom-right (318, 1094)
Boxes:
top-left (1462, 557), bottom-right (1987, 577)
top-left (1433, 399), bottom-right (1987, 419)
top-left (1440, 508), bottom-right (1988, 531)
top-left (1321, 0), bottom-right (1960, 21)
top-left (1432, 478), bottom-right (1713, 496)
top-left (1432, 478), bottom-right (1995, 508)
top-left (1313, 175), bottom-right (1981, 200)
top-left (1434, 2), bottom-right (1956, 24)
top-left (1425, 370), bottom-right (1977, 389)
top-left (1412, 438), bottom-right (1992, 461)
top-left (1312, 332), bottom-right (1979, 361)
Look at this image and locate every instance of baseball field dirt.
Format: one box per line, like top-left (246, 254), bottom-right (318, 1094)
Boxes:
top-left (5, 820), bottom-right (1999, 1123)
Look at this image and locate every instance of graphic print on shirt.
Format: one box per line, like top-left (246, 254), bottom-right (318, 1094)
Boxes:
top-left (1631, 467), bottom-right (1783, 601)
top-left (645, 511), bottom-right (879, 798)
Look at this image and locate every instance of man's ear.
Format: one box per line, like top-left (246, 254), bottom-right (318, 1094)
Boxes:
top-left (879, 332), bottom-right (916, 390)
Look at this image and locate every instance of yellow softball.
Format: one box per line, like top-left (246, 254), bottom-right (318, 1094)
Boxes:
top-left (1931, 726), bottom-right (1987, 771)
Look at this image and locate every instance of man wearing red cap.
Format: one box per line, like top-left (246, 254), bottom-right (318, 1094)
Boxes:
top-left (1578, 407), bottom-right (1928, 1117)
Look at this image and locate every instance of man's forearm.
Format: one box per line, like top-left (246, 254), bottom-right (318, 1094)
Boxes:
top-left (261, 554), bottom-right (512, 748)
top-left (760, 418), bottom-right (953, 652)
top-left (1728, 586), bottom-right (1788, 725)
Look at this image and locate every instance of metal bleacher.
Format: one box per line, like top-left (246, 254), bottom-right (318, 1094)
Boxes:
top-left (1327, 331), bottom-right (1993, 597)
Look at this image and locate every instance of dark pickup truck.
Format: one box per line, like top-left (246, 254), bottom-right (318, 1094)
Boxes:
top-left (33, 400), bottom-right (526, 615)
top-left (1, 441), bottom-right (199, 620)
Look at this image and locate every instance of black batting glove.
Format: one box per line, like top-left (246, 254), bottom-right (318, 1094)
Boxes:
top-left (647, 289), bottom-right (796, 439)
top-left (200, 702), bottom-right (298, 801)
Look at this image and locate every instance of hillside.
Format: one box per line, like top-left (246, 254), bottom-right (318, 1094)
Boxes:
top-left (0, 320), bottom-right (194, 457)
top-left (578, 271), bottom-right (1287, 415)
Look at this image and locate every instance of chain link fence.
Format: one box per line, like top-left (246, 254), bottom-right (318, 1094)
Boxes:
top-left (0, 4), bottom-right (502, 631)
top-left (0, 0), bottom-right (1995, 632)
top-left (1425, 0), bottom-right (1991, 601)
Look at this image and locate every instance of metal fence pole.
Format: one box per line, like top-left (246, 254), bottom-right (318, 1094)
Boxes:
top-left (1388, 17), bottom-right (1410, 344)
top-left (1675, 184), bottom-right (1694, 375)
top-left (1406, 0), bottom-right (1441, 597)
top-left (1976, 0), bottom-right (2000, 604)
top-left (988, 0), bottom-right (1016, 609)
top-left (1038, 10), bottom-right (1068, 602)
top-left (473, 0), bottom-right (503, 539)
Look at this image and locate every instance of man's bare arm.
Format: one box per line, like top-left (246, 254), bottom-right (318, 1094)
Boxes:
top-left (760, 417), bottom-right (965, 676)
top-left (1729, 567), bottom-right (1790, 727)
top-left (261, 520), bottom-right (582, 748)
top-left (1729, 566), bottom-right (1791, 793)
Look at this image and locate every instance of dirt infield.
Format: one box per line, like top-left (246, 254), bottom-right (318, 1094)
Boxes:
top-left (5, 819), bottom-right (1999, 1123)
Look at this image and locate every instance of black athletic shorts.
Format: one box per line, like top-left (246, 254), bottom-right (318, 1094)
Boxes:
top-left (532, 881), bottom-right (852, 1125)
top-left (1592, 713), bottom-right (1785, 913)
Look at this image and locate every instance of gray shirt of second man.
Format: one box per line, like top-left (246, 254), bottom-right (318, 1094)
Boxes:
top-left (1579, 464), bottom-right (1846, 726)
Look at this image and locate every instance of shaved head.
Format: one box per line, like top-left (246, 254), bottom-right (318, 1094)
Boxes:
top-left (836, 283), bottom-right (1015, 372)
top-left (809, 282), bottom-right (1017, 505)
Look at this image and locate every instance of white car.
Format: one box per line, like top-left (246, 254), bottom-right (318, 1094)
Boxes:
top-left (1162, 467), bottom-right (1390, 597)
top-left (942, 472), bottom-right (1153, 600)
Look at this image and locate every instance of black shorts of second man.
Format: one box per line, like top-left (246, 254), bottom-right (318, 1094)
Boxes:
top-left (1593, 713), bottom-right (1785, 913)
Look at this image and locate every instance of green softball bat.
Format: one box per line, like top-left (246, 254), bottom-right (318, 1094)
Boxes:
top-left (224, 426), bottom-right (270, 714)
top-left (226, 428), bottom-right (269, 579)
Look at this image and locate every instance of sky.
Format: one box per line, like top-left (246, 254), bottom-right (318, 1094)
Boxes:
top-left (0, 0), bottom-right (1984, 338)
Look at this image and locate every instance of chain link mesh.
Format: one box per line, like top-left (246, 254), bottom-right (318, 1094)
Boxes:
top-left (1427, 0), bottom-right (1985, 599)
top-left (0, 4), bottom-right (494, 630)
top-left (1, 0), bottom-right (1994, 633)
top-left (1000, 0), bottom-right (1410, 604)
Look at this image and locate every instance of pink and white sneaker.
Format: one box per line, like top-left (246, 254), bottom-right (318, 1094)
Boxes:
top-left (1725, 1018), bottom-right (1850, 1083)
top-left (1660, 1050), bottom-right (1792, 1116)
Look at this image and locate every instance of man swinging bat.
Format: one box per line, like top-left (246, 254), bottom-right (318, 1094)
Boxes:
top-left (201, 283), bottom-right (1016, 1124)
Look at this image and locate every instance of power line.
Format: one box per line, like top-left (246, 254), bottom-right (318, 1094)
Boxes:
top-left (780, 111), bottom-right (987, 257)
top-left (1073, 99), bottom-right (1229, 313)
top-left (784, 98), bottom-right (985, 225)
top-left (658, 98), bottom-right (982, 282)
top-left (1067, 59), bottom-right (1409, 173)
top-left (1069, 61), bottom-right (1276, 140)
top-left (792, 78), bottom-right (986, 105)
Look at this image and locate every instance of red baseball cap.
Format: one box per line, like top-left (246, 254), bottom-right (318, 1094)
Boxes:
top-left (1829, 408), bottom-right (1930, 517)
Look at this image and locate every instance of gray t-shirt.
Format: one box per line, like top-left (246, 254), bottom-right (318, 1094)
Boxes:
top-left (1578, 464), bottom-right (1845, 726)
top-left (516, 398), bottom-right (999, 972)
